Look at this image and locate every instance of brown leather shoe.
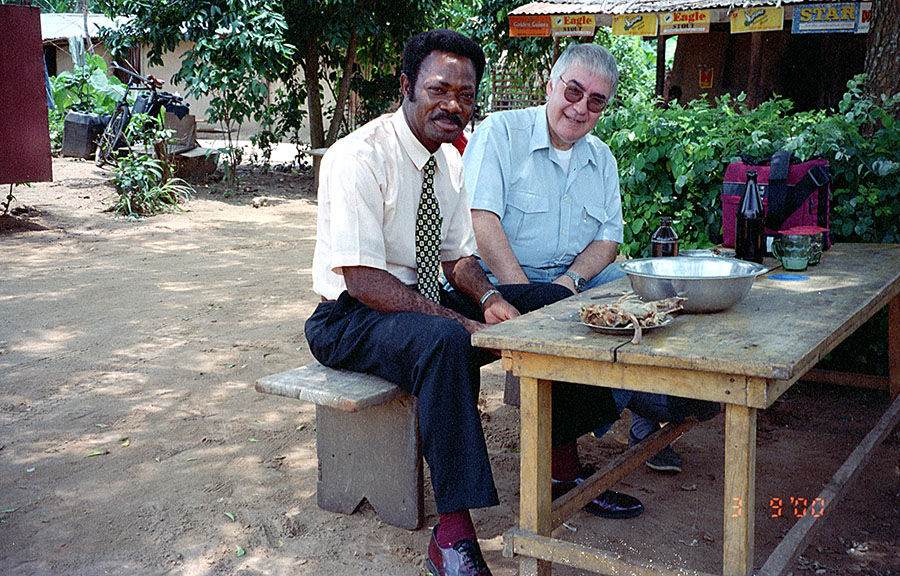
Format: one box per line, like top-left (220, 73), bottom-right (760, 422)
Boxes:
top-left (427, 525), bottom-right (492, 576)
top-left (551, 465), bottom-right (644, 519)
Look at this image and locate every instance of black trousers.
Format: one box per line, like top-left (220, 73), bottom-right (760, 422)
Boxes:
top-left (304, 283), bottom-right (618, 514)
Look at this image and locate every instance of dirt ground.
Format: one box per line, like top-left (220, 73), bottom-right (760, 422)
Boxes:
top-left (1, 157), bottom-right (898, 576)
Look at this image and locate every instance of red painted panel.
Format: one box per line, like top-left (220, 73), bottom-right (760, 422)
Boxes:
top-left (0, 5), bottom-right (53, 184)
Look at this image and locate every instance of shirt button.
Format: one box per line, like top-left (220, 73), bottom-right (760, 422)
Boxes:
top-left (562, 194), bottom-right (568, 200)
top-left (561, 228), bottom-right (566, 234)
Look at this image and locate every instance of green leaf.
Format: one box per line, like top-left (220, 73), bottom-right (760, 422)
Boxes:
top-left (236, 545), bottom-right (245, 557)
top-left (224, 512), bottom-right (235, 521)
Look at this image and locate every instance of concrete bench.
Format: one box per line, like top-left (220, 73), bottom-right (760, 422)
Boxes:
top-left (255, 363), bottom-right (423, 530)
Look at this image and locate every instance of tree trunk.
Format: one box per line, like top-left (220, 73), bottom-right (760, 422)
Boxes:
top-left (302, 38), bottom-right (325, 149)
top-left (325, 30), bottom-right (358, 147)
top-left (864, 0), bottom-right (899, 100)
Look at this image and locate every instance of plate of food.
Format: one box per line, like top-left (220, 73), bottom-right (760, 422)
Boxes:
top-left (579, 315), bottom-right (674, 336)
top-left (578, 294), bottom-right (683, 344)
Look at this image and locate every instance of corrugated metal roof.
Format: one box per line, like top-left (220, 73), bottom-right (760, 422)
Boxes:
top-left (511, 0), bottom-right (813, 15)
top-left (40, 13), bottom-right (126, 42)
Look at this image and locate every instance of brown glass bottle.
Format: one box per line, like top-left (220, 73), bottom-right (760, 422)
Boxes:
top-left (735, 170), bottom-right (765, 263)
top-left (651, 216), bottom-right (679, 257)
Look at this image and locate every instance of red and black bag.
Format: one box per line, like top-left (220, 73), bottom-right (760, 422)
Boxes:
top-left (721, 150), bottom-right (832, 248)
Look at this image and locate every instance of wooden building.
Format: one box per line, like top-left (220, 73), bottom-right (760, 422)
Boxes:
top-left (509, 0), bottom-right (872, 110)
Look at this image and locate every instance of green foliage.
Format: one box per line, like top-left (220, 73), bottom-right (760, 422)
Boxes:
top-left (111, 154), bottom-right (192, 218)
top-left (110, 111), bottom-right (193, 218)
top-left (278, 0), bottom-right (434, 148)
top-left (50, 54), bottom-right (125, 114)
top-left (596, 29), bottom-right (657, 102)
top-left (100, 0), bottom-right (294, 183)
top-left (597, 75), bottom-right (900, 257)
top-left (48, 109), bottom-right (66, 151)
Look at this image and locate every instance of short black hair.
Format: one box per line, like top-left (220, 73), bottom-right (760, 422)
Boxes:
top-left (402, 29), bottom-right (485, 94)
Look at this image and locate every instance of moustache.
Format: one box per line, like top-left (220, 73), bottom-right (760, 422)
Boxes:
top-left (433, 112), bottom-right (463, 128)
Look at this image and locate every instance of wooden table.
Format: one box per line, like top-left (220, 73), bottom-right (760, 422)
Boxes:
top-left (471, 243), bottom-right (900, 576)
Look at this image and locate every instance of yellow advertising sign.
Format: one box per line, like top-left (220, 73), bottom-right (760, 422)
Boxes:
top-left (612, 14), bottom-right (658, 36)
top-left (659, 10), bottom-right (710, 35)
top-left (730, 7), bottom-right (784, 33)
top-left (551, 14), bottom-right (595, 36)
top-left (509, 14), bottom-right (551, 37)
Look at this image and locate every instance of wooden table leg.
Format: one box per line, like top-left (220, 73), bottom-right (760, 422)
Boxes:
top-left (724, 403), bottom-right (757, 576)
top-left (889, 294), bottom-right (899, 401)
top-left (519, 376), bottom-right (553, 576)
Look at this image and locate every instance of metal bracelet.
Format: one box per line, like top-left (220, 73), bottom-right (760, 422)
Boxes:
top-left (479, 288), bottom-right (501, 307)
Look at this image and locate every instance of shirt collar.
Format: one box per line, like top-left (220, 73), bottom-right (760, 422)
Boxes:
top-left (529, 105), bottom-right (552, 153)
top-left (392, 109), bottom-right (448, 171)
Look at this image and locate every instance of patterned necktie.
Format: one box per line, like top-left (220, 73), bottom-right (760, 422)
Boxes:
top-left (415, 156), bottom-right (441, 303)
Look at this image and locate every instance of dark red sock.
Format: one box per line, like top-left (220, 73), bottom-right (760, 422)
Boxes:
top-left (551, 440), bottom-right (582, 481)
top-left (437, 510), bottom-right (476, 547)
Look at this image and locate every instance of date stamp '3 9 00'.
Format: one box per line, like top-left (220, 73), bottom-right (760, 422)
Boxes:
top-left (730, 497), bottom-right (827, 519)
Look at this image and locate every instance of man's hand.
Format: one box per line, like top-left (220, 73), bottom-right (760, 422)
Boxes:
top-left (483, 296), bottom-right (519, 324)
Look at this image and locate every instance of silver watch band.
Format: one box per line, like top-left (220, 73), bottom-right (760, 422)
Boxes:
top-left (479, 288), bottom-right (501, 307)
top-left (564, 270), bottom-right (585, 291)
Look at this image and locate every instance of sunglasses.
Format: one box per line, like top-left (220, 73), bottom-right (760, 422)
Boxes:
top-left (559, 77), bottom-right (608, 113)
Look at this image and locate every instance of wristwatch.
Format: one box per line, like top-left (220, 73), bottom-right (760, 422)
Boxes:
top-left (564, 270), bottom-right (586, 292)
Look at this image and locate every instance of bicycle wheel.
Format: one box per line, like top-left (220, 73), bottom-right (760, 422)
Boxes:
top-left (95, 106), bottom-right (129, 167)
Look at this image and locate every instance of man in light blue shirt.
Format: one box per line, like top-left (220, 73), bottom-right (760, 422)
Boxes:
top-left (465, 43), bottom-right (718, 477)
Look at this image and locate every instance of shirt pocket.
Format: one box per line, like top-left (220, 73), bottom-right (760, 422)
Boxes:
top-left (575, 197), bottom-right (610, 242)
top-left (503, 188), bottom-right (550, 245)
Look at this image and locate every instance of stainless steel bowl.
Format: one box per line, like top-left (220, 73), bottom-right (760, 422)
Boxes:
top-left (619, 257), bottom-right (768, 313)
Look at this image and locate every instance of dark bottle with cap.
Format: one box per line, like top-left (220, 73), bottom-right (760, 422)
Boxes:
top-left (735, 170), bottom-right (765, 263)
top-left (651, 216), bottom-right (679, 257)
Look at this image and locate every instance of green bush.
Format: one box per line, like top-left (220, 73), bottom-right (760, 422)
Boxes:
top-left (48, 108), bottom-right (66, 152)
top-left (110, 112), bottom-right (193, 218)
top-left (111, 154), bottom-right (192, 218)
top-left (50, 54), bottom-right (126, 115)
top-left (598, 75), bottom-right (900, 257)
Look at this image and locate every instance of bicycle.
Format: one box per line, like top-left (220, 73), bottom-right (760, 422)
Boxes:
top-left (94, 64), bottom-right (190, 167)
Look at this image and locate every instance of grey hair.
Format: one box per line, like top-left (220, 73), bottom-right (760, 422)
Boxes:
top-left (550, 43), bottom-right (619, 100)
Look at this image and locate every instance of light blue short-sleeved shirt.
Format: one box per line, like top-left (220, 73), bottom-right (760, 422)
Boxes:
top-left (463, 105), bottom-right (624, 274)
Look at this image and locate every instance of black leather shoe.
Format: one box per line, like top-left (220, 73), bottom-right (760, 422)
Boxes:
top-left (551, 465), bottom-right (643, 519)
top-left (427, 525), bottom-right (493, 576)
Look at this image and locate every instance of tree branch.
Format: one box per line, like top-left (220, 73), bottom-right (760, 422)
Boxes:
top-left (325, 30), bottom-right (358, 146)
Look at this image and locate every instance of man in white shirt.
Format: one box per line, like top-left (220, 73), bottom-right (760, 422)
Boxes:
top-left (305, 30), bottom-right (631, 576)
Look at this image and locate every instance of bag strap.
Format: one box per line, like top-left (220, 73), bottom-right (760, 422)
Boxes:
top-left (809, 164), bottom-right (831, 228)
top-left (767, 160), bottom-right (832, 230)
top-left (764, 150), bottom-right (792, 230)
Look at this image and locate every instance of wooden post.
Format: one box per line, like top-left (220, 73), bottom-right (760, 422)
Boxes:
top-left (724, 402), bottom-right (757, 576)
top-left (656, 33), bottom-right (666, 98)
top-left (746, 32), bottom-right (763, 107)
top-left (519, 376), bottom-right (553, 576)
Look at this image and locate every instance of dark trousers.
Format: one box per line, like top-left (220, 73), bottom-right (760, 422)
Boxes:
top-left (304, 283), bottom-right (618, 514)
